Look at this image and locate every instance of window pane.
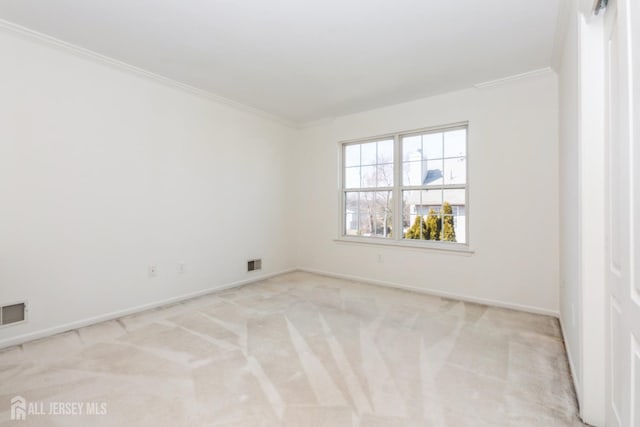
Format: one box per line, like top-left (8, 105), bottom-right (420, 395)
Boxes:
top-left (403, 161), bottom-right (422, 186)
top-left (423, 132), bottom-right (443, 159)
top-left (358, 192), bottom-right (375, 236)
top-left (443, 189), bottom-right (465, 205)
top-left (424, 159), bottom-right (444, 186)
top-left (441, 212), bottom-right (456, 242)
top-left (403, 189), bottom-right (446, 240)
top-left (377, 139), bottom-right (394, 164)
top-left (373, 191), bottom-right (393, 237)
top-left (441, 190), bottom-right (466, 244)
top-left (402, 191), bottom-right (420, 229)
top-left (444, 129), bottom-right (466, 158)
top-left (345, 192), bottom-right (359, 235)
top-left (402, 190), bottom-right (421, 236)
top-left (356, 191), bottom-right (392, 238)
top-left (377, 163), bottom-right (393, 187)
top-left (345, 166), bottom-right (360, 188)
top-left (444, 157), bottom-right (466, 185)
top-left (422, 189), bottom-right (443, 206)
top-left (361, 165), bottom-right (376, 187)
top-left (451, 205), bottom-right (466, 244)
top-left (345, 144), bottom-right (360, 167)
top-left (402, 135), bottom-right (421, 161)
top-left (361, 142), bottom-right (377, 165)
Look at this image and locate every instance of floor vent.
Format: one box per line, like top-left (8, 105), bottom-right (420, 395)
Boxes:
top-left (247, 259), bottom-right (262, 272)
top-left (1, 302), bottom-right (26, 326)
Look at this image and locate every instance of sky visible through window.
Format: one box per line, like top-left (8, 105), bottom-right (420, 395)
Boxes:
top-left (343, 127), bottom-right (467, 244)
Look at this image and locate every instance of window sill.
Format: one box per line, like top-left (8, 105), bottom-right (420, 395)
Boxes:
top-left (333, 237), bottom-right (475, 255)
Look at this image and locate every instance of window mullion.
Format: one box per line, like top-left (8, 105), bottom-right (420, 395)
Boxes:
top-left (351, 187), bottom-right (393, 192)
top-left (441, 132), bottom-right (445, 227)
top-left (356, 192), bottom-right (360, 235)
top-left (394, 134), bottom-right (402, 241)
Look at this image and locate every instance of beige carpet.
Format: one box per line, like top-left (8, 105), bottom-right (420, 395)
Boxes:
top-left (0, 272), bottom-right (584, 426)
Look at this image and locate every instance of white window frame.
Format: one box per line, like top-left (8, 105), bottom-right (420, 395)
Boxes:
top-left (337, 122), bottom-right (472, 254)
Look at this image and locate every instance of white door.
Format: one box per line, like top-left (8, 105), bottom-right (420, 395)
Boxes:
top-left (605, 0), bottom-right (640, 425)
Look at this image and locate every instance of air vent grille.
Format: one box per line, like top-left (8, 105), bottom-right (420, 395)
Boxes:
top-left (1, 302), bottom-right (26, 326)
top-left (247, 259), bottom-right (262, 272)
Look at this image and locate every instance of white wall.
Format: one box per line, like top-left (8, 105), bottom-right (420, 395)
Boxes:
top-left (558, 0), bottom-right (582, 403)
top-left (0, 29), bottom-right (295, 347)
top-left (292, 72), bottom-right (560, 315)
top-left (0, 21), bottom-right (563, 351)
top-left (557, 0), bottom-right (607, 424)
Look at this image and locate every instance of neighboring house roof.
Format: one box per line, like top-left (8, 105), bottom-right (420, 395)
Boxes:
top-left (424, 169), bottom-right (443, 185)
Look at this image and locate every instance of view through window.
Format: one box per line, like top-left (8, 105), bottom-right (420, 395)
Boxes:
top-left (342, 125), bottom-right (467, 246)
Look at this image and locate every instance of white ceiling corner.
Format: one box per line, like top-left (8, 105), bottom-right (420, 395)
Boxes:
top-left (0, 0), bottom-right (561, 125)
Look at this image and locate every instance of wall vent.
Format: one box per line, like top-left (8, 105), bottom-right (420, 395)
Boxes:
top-left (1, 302), bottom-right (26, 326)
top-left (247, 259), bottom-right (262, 272)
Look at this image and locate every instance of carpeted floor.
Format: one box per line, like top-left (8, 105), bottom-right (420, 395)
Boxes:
top-left (0, 272), bottom-right (585, 426)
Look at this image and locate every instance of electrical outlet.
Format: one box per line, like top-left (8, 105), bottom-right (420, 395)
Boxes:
top-left (178, 262), bottom-right (186, 274)
top-left (148, 265), bottom-right (157, 277)
top-left (377, 254), bottom-right (383, 263)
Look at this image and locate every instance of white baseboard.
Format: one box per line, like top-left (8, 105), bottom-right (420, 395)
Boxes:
top-left (296, 267), bottom-right (560, 318)
top-left (0, 268), bottom-right (296, 350)
top-left (559, 315), bottom-right (582, 409)
top-left (0, 267), bottom-right (561, 350)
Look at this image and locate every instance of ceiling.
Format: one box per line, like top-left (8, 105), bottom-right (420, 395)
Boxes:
top-left (0, 0), bottom-right (561, 125)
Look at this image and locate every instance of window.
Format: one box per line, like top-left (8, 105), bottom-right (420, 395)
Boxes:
top-left (341, 124), bottom-right (468, 247)
top-left (343, 139), bottom-right (394, 238)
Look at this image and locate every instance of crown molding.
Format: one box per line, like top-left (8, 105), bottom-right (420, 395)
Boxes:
top-left (473, 67), bottom-right (554, 89)
top-left (0, 19), bottom-right (296, 128)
